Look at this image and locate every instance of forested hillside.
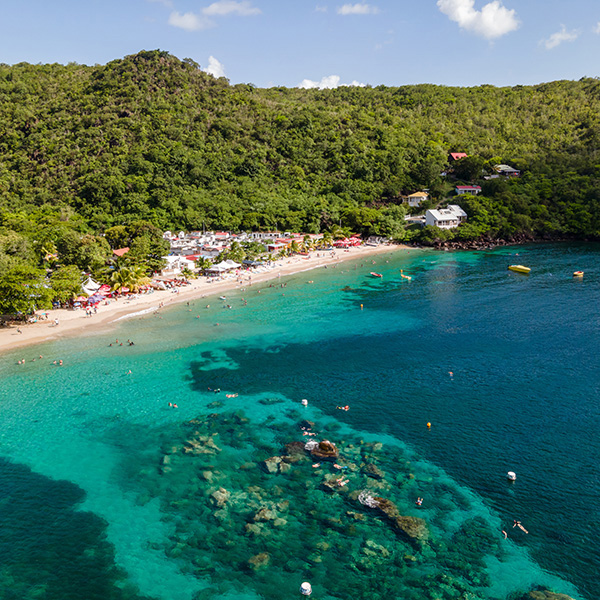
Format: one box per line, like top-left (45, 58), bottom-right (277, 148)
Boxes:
top-left (1, 49), bottom-right (600, 299)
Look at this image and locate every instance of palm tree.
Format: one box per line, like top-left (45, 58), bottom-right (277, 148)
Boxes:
top-left (302, 235), bottom-right (314, 252)
top-left (320, 232), bottom-right (333, 249)
top-left (330, 225), bottom-right (345, 240)
top-left (195, 257), bottom-right (213, 275)
top-left (110, 265), bottom-right (150, 293)
top-left (290, 240), bottom-right (300, 255)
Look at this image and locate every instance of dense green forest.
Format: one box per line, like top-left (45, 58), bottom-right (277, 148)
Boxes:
top-left (1, 49), bottom-right (600, 312)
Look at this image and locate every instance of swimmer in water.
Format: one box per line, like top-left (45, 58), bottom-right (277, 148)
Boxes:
top-left (416, 497), bottom-right (423, 506)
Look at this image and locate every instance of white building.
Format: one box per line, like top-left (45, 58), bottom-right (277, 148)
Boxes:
top-left (455, 185), bottom-right (481, 195)
top-left (425, 205), bottom-right (467, 229)
top-left (405, 191), bottom-right (429, 207)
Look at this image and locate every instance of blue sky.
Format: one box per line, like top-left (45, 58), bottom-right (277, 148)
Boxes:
top-left (1, 0), bottom-right (599, 88)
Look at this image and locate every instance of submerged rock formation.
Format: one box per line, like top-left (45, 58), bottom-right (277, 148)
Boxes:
top-left (311, 440), bottom-right (339, 459)
top-left (373, 497), bottom-right (428, 545)
top-left (521, 592), bottom-right (576, 600)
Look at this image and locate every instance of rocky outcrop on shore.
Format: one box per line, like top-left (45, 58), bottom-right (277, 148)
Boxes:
top-left (424, 232), bottom-right (579, 251)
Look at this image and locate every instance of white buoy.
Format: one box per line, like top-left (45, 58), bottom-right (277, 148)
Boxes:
top-left (301, 399), bottom-right (308, 406)
top-left (300, 582), bottom-right (312, 596)
top-left (507, 471), bottom-right (516, 481)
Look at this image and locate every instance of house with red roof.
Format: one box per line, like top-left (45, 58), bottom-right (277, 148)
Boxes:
top-left (455, 185), bottom-right (481, 195)
top-left (449, 152), bottom-right (468, 162)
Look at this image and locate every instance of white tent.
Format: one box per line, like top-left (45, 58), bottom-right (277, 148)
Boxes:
top-left (82, 276), bottom-right (101, 296)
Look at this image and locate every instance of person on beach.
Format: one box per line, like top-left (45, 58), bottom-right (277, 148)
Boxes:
top-left (17, 327), bottom-right (22, 334)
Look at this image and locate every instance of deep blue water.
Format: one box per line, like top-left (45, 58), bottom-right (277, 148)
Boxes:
top-left (0, 243), bottom-right (598, 600)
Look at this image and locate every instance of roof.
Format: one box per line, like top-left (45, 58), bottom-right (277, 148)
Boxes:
top-left (113, 247), bottom-right (130, 257)
top-left (427, 205), bottom-right (467, 221)
top-left (456, 185), bottom-right (481, 191)
top-left (449, 152), bottom-right (468, 161)
top-left (408, 191), bottom-right (428, 198)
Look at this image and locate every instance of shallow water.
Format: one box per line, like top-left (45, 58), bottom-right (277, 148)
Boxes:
top-left (0, 243), bottom-right (597, 600)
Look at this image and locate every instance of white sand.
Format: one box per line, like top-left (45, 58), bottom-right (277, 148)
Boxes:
top-left (0, 244), bottom-right (404, 353)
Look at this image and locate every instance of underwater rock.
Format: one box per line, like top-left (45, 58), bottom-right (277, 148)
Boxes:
top-left (362, 463), bottom-right (385, 479)
top-left (362, 539), bottom-right (390, 561)
top-left (299, 420), bottom-right (315, 430)
top-left (347, 511), bottom-right (366, 521)
top-left (311, 440), bottom-right (339, 459)
top-left (279, 461), bottom-right (292, 473)
top-left (373, 497), bottom-right (428, 544)
top-left (247, 552), bottom-right (270, 570)
top-left (207, 401), bottom-right (223, 409)
top-left (254, 506), bottom-right (277, 521)
top-left (239, 462), bottom-right (257, 470)
top-left (263, 456), bottom-right (282, 474)
top-left (523, 592), bottom-right (576, 600)
top-left (320, 476), bottom-right (349, 493)
top-left (210, 487), bottom-right (230, 507)
top-left (244, 523), bottom-right (267, 537)
top-left (286, 441), bottom-right (307, 454)
top-left (258, 397), bottom-right (284, 405)
top-left (183, 435), bottom-right (221, 455)
top-left (201, 471), bottom-right (213, 482)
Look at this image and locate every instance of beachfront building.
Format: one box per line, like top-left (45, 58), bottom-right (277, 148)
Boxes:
top-left (455, 185), bottom-right (481, 195)
top-left (249, 232), bottom-right (280, 241)
top-left (425, 205), bottom-right (467, 229)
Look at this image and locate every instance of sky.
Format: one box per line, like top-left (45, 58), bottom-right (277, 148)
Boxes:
top-left (1, 0), bottom-right (599, 89)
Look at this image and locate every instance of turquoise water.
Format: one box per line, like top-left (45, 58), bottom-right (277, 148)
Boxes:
top-left (0, 243), bottom-right (597, 600)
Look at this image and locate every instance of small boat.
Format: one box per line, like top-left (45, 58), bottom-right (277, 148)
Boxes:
top-left (508, 265), bottom-right (531, 274)
top-left (370, 272), bottom-right (382, 278)
top-left (573, 271), bottom-right (584, 277)
top-left (507, 471), bottom-right (517, 481)
top-left (219, 296), bottom-right (226, 300)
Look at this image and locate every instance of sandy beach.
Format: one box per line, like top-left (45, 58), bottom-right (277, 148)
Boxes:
top-left (0, 243), bottom-right (406, 354)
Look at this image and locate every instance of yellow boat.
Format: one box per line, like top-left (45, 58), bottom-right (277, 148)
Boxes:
top-left (573, 271), bottom-right (584, 277)
top-left (508, 265), bottom-right (531, 274)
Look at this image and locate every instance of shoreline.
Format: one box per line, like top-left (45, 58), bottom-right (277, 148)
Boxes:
top-left (0, 244), bottom-right (406, 354)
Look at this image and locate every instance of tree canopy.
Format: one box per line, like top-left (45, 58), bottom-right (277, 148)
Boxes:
top-left (1, 49), bottom-right (600, 299)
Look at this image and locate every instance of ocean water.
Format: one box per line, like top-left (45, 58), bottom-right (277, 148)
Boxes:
top-left (0, 243), bottom-right (598, 600)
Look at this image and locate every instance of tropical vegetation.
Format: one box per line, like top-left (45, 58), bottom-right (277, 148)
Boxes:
top-left (2, 49), bottom-right (600, 314)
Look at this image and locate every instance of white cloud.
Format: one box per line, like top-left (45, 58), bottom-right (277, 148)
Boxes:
top-left (315, 5), bottom-right (328, 12)
top-left (541, 24), bottom-right (579, 50)
top-left (437, 0), bottom-right (519, 40)
top-left (337, 3), bottom-right (379, 15)
top-left (168, 0), bottom-right (259, 31)
top-left (202, 56), bottom-right (226, 78)
top-left (168, 11), bottom-right (214, 31)
top-left (299, 75), bottom-right (365, 89)
top-left (593, 21), bottom-right (600, 35)
top-left (202, 1), bottom-right (260, 17)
